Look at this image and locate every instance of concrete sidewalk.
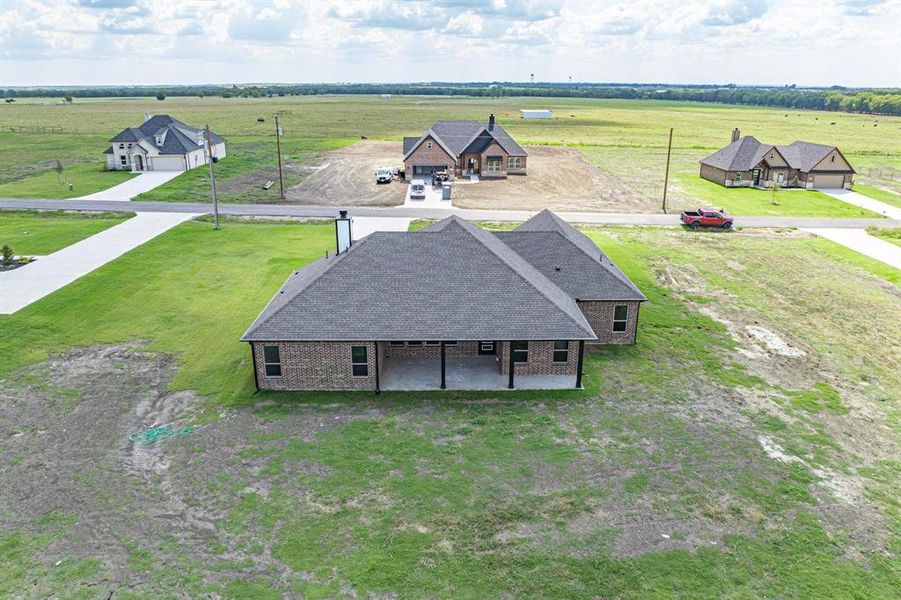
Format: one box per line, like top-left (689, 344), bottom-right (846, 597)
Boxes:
top-left (821, 189), bottom-right (901, 220)
top-left (76, 171), bottom-right (183, 201)
top-left (351, 217), bottom-right (413, 240)
top-left (802, 228), bottom-right (901, 270)
top-left (0, 212), bottom-right (200, 314)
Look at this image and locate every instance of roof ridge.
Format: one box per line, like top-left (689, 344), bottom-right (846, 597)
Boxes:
top-left (439, 218), bottom-right (595, 337)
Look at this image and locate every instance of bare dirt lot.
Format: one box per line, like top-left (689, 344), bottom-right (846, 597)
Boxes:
top-left (286, 141), bottom-right (406, 207)
top-left (453, 146), bottom-right (658, 212)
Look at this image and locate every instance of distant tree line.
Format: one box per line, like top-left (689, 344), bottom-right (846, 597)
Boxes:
top-left (4, 82), bottom-right (900, 116)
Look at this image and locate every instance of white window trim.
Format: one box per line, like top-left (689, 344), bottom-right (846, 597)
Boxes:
top-left (351, 345), bottom-right (369, 377)
top-left (263, 345), bottom-right (282, 378)
top-left (552, 341), bottom-right (569, 363)
top-left (613, 305), bottom-right (629, 333)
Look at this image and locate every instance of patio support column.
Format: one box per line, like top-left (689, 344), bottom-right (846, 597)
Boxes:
top-left (508, 341), bottom-right (515, 389)
top-left (440, 341), bottom-right (446, 389)
top-left (374, 341), bottom-right (380, 395)
top-left (575, 340), bottom-right (585, 389)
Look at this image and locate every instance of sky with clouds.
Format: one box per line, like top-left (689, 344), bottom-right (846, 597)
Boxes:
top-left (1, 0), bottom-right (899, 88)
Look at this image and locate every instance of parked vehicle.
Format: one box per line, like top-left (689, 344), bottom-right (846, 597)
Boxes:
top-left (431, 169), bottom-right (449, 185)
top-left (375, 167), bottom-right (393, 184)
top-left (410, 180), bottom-right (426, 200)
top-left (680, 207), bottom-right (734, 230)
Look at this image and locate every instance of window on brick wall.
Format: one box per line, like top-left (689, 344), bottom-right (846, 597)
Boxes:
top-left (734, 172), bottom-right (742, 181)
top-left (407, 341), bottom-right (423, 346)
top-left (263, 345), bottom-right (281, 377)
top-left (425, 341), bottom-right (440, 346)
top-left (487, 157), bottom-right (503, 173)
top-left (511, 341), bottom-right (529, 363)
top-left (120, 156), bottom-right (128, 166)
top-left (553, 341), bottom-right (569, 363)
top-left (613, 305), bottom-right (628, 332)
top-left (508, 156), bottom-right (523, 169)
top-left (351, 345), bottom-right (368, 377)
top-left (389, 341), bottom-right (404, 347)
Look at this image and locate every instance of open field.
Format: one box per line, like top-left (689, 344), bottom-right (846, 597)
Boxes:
top-left (286, 141), bottom-right (406, 207)
top-left (0, 214), bottom-right (898, 597)
top-left (0, 210), bottom-right (133, 255)
top-left (0, 161), bottom-right (136, 199)
top-left (454, 145), bottom-right (657, 212)
top-left (2, 95), bottom-right (899, 215)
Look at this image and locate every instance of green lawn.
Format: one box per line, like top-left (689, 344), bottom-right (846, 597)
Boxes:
top-left (854, 183), bottom-right (901, 209)
top-left (0, 162), bottom-right (136, 199)
top-left (2, 95), bottom-right (899, 216)
top-left (0, 219), bottom-right (898, 597)
top-left (867, 226), bottom-right (901, 247)
top-left (0, 210), bottom-right (133, 255)
top-left (674, 175), bottom-right (883, 218)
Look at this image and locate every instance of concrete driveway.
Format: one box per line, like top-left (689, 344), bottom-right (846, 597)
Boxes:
top-left (802, 228), bottom-right (901, 269)
top-left (76, 171), bottom-right (183, 201)
top-left (820, 189), bottom-right (901, 220)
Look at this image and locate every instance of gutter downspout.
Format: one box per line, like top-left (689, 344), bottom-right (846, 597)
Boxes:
top-left (374, 341), bottom-right (380, 395)
top-left (250, 343), bottom-right (260, 392)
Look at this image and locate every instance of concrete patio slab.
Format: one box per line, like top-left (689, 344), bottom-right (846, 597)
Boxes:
top-left (380, 356), bottom-right (576, 391)
top-left (820, 189), bottom-right (901, 220)
top-left (76, 171), bottom-right (183, 201)
top-left (0, 212), bottom-right (200, 314)
top-left (802, 228), bottom-right (901, 270)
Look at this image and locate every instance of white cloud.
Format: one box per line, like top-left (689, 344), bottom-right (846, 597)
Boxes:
top-left (0, 0), bottom-right (898, 87)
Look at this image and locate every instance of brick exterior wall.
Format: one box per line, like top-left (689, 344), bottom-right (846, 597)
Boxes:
top-left (498, 340), bottom-right (580, 376)
top-left (383, 341), bottom-right (481, 359)
top-left (699, 164), bottom-right (727, 186)
top-left (577, 301), bottom-right (640, 345)
top-left (251, 341), bottom-right (376, 391)
top-left (404, 136), bottom-right (455, 179)
top-left (480, 141), bottom-right (508, 178)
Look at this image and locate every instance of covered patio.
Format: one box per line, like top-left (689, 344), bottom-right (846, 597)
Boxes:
top-left (378, 350), bottom-right (581, 392)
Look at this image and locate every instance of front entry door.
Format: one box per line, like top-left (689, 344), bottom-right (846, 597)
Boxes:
top-left (753, 169), bottom-right (761, 185)
top-left (478, 341), bottom-right (496, 355)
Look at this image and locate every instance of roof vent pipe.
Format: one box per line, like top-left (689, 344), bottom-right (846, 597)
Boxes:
top-left (488, 113), bottom-right (495, 131)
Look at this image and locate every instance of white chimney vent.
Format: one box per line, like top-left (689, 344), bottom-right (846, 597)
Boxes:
top-left (335, 210), bottom-right (352, 254)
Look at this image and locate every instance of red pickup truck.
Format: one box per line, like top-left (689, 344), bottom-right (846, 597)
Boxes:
top-left (680, 208), bottom-right (734, 230)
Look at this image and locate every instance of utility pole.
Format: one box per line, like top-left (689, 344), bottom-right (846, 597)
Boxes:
top-left (274, 114), bottom-right (285, 200)
top-left (662, 127), bottom-right (673, 214)
top-left (205, 124), bottom-right (219, 230)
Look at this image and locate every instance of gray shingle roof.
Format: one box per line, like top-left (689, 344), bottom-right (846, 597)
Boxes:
top-left (699, 136), bottom-right (773, 171)
top-left (702, 136), bottom-right (853, 174)
top-left (242, 215), bottom-right (598, 342)
top-left (776, 141), bottom-right (852, 172)
top-left (500, 210), bottom-right (646, 301)
top-left (403, 119), bottom-right (527, 161)
top-left (108, 114), bottom-right (225, 155)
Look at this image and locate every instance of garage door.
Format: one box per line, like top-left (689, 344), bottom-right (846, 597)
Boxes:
top-left (413, 165), bottom-right (445, 176)
top-left (812, 174), bottom-right (845, 189)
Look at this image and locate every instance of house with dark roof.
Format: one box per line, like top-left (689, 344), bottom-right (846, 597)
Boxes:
top-left (242, 210), bottom-right (645, 392)
top-left (104, 113), bottom-right (226, 172)
top-left (402, 114), bottom-right (527, 180)
top-left (699, 129), bottom-right (854, 190)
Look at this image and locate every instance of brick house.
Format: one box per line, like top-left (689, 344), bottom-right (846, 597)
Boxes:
top-left (402, 114), bottom-right (527, 180)
top-left (699, 129), bottom-right (854, 189)
top-left (104, 113), bottom-right (226, 173)
top-left (242, 210), bottom-right (645, 392)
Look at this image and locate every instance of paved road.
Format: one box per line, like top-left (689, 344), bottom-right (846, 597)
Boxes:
top-left (802, 228), bottom-right (901, 269)
top-left (2, 197), bottom-right (897, 229)
top-left (74, 171), bottom-right (182, 201)
top-left (0, 212), bottom-right (200, 314)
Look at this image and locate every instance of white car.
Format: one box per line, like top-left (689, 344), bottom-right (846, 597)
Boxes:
top-left (410, 180), bottom-right (426, 200)
top-left (375, 167), bottom-right (393, 184)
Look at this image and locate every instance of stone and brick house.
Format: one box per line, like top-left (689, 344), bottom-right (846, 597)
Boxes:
top-left (242, 210), bottom-right (645, 392)
top-left (699, 129), bottom-right (854, 189)
top-left (402, 114), bottom-right (527, 180)
top-left (104, 113), bottom-right (226, 172)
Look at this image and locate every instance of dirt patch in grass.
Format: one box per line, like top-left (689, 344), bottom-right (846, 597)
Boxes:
top-left (285, 141), bottom-right (406, 207)
top-left (454, 145), bottom-right (658, 213)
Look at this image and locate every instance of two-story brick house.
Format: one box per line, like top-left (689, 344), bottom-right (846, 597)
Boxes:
top-left (242, 210), bottom-right (645, 392)
top-left (402, 114), bottom-right (527, 180)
